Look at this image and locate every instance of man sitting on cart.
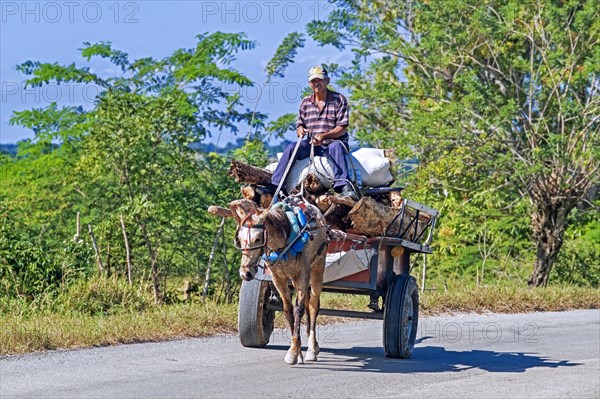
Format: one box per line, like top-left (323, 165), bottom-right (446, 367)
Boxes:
top-left (269, 65), bottom-right (358, 201)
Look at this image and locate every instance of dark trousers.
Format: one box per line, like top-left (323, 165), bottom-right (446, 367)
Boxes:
top-left (271, 139), bottom-right (349, 190)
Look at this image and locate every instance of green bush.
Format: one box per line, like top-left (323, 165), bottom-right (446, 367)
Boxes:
top-left (0, 203), bottom-right (96, 299)
top-left (0, 217), bottom-right (61, 298)
top-left (54, 276), bottom-right (154, 316)
top-left (552, 218), bottom-right (600, 287)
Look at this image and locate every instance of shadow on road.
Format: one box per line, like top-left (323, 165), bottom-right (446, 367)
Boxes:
top-left (322, 347), bottom-right (579, 373)
top-left (263, 338), bottom-right (581, 373)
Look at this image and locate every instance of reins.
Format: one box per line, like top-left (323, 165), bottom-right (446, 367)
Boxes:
top-left (271, 134), bottom-right (305, 206)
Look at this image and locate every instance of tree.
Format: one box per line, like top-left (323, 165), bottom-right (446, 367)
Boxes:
top-left (308, 0), bottom-right (599, 286)
top-left (10, 33), bottom-right (258, 302)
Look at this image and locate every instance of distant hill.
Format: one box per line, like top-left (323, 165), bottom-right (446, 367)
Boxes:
top-left (0, 144), bottom-right (18, 156)
top-left (0, 139), bottom-right (292, 160)
top-left (193, 138), bottom-right (292, 159)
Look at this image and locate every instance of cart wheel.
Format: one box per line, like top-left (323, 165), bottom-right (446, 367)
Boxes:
top-left (383, 274), bottom-right (419, 358)
top-left (238, 279), bottom-right (275, 347)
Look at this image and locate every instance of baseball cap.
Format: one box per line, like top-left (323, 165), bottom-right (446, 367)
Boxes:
top-left (308, 66), bottom-right (328, 81)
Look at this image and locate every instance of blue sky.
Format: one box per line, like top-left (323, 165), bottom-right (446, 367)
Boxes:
top-left (0, 0), bottom-right (352, 145)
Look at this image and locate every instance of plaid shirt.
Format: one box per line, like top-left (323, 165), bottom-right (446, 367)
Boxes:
top-left (297, 90), bottom-right (349, 142)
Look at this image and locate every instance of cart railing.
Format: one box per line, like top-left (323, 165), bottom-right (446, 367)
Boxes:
top-left (382, 198), bottom-right (439, 253)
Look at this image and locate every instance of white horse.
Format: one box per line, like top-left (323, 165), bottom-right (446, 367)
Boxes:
top-left (229, 198), bottom-right (328, 365)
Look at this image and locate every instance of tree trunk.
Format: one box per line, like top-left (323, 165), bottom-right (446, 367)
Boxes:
top-left (74, 212), bottom-right (81, 242)
top-left (527, 172), bottom-right (584, 287)
top-left (203, 217), bottom-right (225, 300)
top-left (120, 214), bottom-right (133, 286)
top-left (87, 225), bottom-right (104, 274)
top-left (347, 197), bottom-right (398, 236)
top-left (315, 194), bottom-right (331, 213)
top-left (528, 204), bottom-right (571, 287)
top-left (228, 160), bottom-right (272, 185)
top-left (182, 280), bottom-right (192, 302)
top-left (106, 243), bottom-right (111, 277)
top-left (221, 226), bottom-right (232, 304)
top-left (137, 219), bottom-right (161, 303)
top-left (149, 250), bottom-right (160, 303)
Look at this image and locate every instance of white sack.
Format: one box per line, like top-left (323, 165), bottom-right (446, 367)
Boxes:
top-left (351, 148), bottom-right (393, 187)
top-left (266, 148), bottom-right (393, 190)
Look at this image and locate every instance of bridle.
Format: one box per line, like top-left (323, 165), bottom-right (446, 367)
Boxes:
top-left (234, 212), bottom-right (266, 253)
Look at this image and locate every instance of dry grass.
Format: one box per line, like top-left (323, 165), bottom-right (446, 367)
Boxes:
top-left (319, 286), bottom-right (599, 315)
top-left (0, 301), bottom-right (238, 356)
top-left (420, 285), bottom-right (599, 315)
top-left (1, 285), bottom-right (597, 356)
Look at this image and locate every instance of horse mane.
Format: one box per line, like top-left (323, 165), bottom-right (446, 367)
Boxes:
top-left (263, 206), bottom-right (291, 247)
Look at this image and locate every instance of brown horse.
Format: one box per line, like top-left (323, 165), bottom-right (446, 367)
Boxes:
top-left (229, 198), bottom-right (327, 365)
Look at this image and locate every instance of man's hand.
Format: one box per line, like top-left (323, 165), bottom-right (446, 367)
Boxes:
top-left (297, 127), bottom-right (308, 138)
top-left (311, 133), bottom-right (325, 146)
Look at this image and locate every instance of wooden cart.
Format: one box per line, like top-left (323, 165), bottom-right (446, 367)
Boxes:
top-left (238, 196), bottom-right (439, 359)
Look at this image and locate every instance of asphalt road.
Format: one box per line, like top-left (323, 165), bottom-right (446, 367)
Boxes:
top-left (1, 309), bottom-right (599, 398)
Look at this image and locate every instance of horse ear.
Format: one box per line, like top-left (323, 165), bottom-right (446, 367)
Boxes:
top-left (256, 208), bottom-right (270, 224)
top-left (229, 199), bottom-right (258, 224)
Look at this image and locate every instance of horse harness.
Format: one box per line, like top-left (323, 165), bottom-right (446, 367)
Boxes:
top-left (234, 212), bottom-right (265, 252)
top-left (235, 197), bottom-right (325, 265)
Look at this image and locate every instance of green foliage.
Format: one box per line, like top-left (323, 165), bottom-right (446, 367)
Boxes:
top-left (9, 103), bottom-right (88, 145)
top-left (265, 32), bottom-right (305, 78)
top-left (0, 144), bottom-right (18, 156)
top-left (54, 276), bottom-right (154, 316)
top-left (16, 60), bottom-right (106, 87)
top-left (266, 113), bottom-right (297, 139)
top-left (0, 202), bottom-right (95, 299)
top-left (309, 0), bottom-right (600, 286)
top-left (552, 205), bottom-right (600, 287)
top-left (80, 41), bottom-right (129, 70)
top-left (0, 227), bottom-right (60, 299)
top-left (3, 33), bottom-right (259, 305)
top-left (232, 139), bottom-right (269, 167)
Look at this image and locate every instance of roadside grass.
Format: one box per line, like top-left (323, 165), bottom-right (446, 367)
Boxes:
top-left (420, 285), bottom-right (599, 315)
top-left (1, 284), bottom-right (597, 356)
top-left (319, 285), bottom-right (599, 316)
top-left (0, 301), bottom-right (238, 356)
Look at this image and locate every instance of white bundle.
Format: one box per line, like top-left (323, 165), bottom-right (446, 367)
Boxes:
top-left (266, 147), bottom-right (393, 190)
top-left (351, 148), bottom-right (394, 187)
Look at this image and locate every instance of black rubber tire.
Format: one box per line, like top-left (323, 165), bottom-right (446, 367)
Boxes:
top-left (383, 274), bottom-right (419, 358)
top-left (238, 279), bottom-right (275, 348)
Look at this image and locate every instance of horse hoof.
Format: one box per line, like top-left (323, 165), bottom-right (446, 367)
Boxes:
top-left (285, 353), bottom-right (298, 365)
top-left (305, 350), bottom-right (318, 362)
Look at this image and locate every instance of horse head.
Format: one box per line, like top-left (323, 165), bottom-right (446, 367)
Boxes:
top-left (229, 199), bottom-right (268, 281)
top-left (229, 199), bottom-right (292, 281)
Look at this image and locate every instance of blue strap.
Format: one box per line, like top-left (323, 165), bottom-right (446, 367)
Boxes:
top-left (297, 208), bottom-right (307, 227)
top-left (262, 201), bottom-right (310, 262)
